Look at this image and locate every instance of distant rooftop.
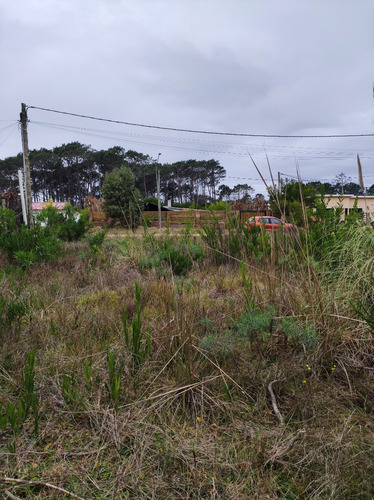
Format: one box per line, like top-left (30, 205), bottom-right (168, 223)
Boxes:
top-left (32, 202), bottom-right (66, 211)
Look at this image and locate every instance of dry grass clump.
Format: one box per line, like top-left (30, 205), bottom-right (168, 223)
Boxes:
top-left (1, 225), bottom-right (374, 499)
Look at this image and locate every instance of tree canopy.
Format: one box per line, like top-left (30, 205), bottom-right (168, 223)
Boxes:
top-left (102, 165), bottom-right (143, 229)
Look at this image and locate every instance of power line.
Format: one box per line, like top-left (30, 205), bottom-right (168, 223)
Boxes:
top-left (0, 124), bottom-right (18, 147)
top-left (28, 105), bottom-right (374, 139)
top-left (31, 120), bottom-right (374, 153)
top-left (30, 121), bottom-right (373, 161)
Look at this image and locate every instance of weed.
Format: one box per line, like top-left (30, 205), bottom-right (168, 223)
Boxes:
top-left (281, 317), bottom-right (319, 350)
top-left (233, 307), bottom-right (275, 340)
top-left (88, 227), bottom-right (107, 261)
top-left (122, 280), bottom-right (151, 376)
top-left (61, 373), bottom-right (82, 408)
top-left (239, 260), bottom-right (254, 311)
top-left (106, 350), bottom-right (121, 411)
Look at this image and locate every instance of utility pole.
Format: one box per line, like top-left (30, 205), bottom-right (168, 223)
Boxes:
top-left (156, 153), bottom-right (162, 229)
top-left (20, 103), bottom-right (34, 227)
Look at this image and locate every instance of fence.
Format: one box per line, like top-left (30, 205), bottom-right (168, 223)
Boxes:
top-left (91, 210), bottom-right (268, 227)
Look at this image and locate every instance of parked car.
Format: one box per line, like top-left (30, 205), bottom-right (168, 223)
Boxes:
top-left (246, 216), bottom-right (295, 232)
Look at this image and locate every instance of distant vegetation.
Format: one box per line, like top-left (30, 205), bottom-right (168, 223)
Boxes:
top-left (1, 142), bottom-right (253, 208)
top-left (1, 199), bottom-right (374, 498)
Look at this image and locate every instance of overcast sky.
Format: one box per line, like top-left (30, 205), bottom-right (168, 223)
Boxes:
top-left (1, 0), bottom-right (373, 193)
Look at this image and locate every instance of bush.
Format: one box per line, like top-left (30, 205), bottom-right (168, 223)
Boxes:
top-left (0, 225), bottom-right (61, 266)
top-left (36, 203), bottom-right (91, 241)
top-left (139, 238), bottom-right (204, 276)
top-left (0, 207), bottom-right (17, 234)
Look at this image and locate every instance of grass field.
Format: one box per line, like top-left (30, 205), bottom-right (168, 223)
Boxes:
top-left (1, 218), bottom-right (374, 499)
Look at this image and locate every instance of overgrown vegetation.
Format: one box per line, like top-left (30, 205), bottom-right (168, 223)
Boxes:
top-left (1, 206), bottom-right (374, 499)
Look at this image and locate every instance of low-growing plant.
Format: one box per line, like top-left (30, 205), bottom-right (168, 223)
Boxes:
top-left (61, 372), bottom-right (83, 408)
top-left (0, 290), bottom-right (29, 331)
top-left (88, 227), bottom-right (107, 260)
top-left (139, 238), bottom-right (204, 276)
top-left (122, 280), bottom-right (151, 376)
top-left (232, 307), bottom-right (275, 340)
top-left (0, 350), bottom-right (39, 442)
top-left (0, 225), bottom-right (61, 265)
top-left (200, 332), bottom-right (239, 359)
top-left (280, 317), bottom-right (319, 350)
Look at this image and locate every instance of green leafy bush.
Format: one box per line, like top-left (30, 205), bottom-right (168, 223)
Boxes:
top-left (37, 203), bottom-right (91, 241)
top-left (280, 317), bottom-right (319, 350)
top-left (0, 225), bottom-right (61, 266)
top-left (139, 238), bottom-right (204, 276)
top-left (233, 307), bottom-right (275, 340)
top-left (0, 207), bottom-right (17, 234)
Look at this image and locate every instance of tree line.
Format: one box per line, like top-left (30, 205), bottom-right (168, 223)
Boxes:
top-left (0, 141), bottom-right (262, 207)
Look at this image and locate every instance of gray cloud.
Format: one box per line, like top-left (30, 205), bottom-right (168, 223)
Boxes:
top-left (1, 0), bottom-right (373, 193)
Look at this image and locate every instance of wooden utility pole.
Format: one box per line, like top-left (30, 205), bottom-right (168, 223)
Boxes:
top-left (20, 103), bottom-right (34, 227)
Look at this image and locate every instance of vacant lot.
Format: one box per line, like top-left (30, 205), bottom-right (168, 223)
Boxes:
top-left (1, 218), bottom-right (374, 499)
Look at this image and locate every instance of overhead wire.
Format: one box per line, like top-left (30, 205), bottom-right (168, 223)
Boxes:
top-left (30, 120), bottom-right (373, 161)
top-left (0, 124), bottom-right (18, 147)
top-left (28, 105), bottom-right (374, 138)
top-left (30, 120), bottom-right (374, 153)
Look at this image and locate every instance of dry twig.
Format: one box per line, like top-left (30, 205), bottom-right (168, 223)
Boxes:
top-left (265, 429), bottom-right (306, 465)
top-left (1, 477), bottom-right (86, 500)
top-left (268, 379), bottom-right (284, 425)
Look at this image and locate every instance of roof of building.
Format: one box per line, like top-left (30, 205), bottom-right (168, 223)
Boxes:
top-left (32, 202), bottom-right (66, 211)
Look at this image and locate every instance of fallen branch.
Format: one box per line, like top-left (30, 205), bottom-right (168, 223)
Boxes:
top-left (268, 379), bottom-right (284, 425)
top-left (1, 478), bottom-right (85, 500)
top-left (265, 429), bottom-right (306, 465)
top-left (5, 490), bottom-right (22, 500)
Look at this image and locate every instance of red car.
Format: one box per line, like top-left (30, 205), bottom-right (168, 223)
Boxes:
top-left (246, 216), bottom-right (295, 232)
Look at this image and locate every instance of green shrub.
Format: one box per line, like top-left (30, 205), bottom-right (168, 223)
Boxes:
top-left (37, 203), bottom-right (91, 241)
top-left (280, 317), bottom-right (319, 350)
top-left (233, 307), bottom-right (275, 340)
top-left (139, 238), bottom-right (204, 276)
top-left (0, 225), bottom-right (61, 265)
top-left (0, 207), bottom-right (17, 234)
top-left (88, 228), bottom-right (107, 260)
top-left (200, 332), bottom-right (238, 359)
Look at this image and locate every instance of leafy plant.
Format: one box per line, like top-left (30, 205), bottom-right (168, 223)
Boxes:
top-left (0, 350), bottom-right (39, 440)
top-left (280, 317), bottom-right (319, 350)
top-left (88, 227), bottom-right (107, 260)
top-left (0, 207), bottom-right (17, 233)
top-left (0, 225), bottom-right (61, 265)
top-left (122, 280), bottom-right (151, 375)
top-left (37, 203), bottom-right (91, 241)
top-left (61, 373), bottom-right (82, 408)
top-left (139, 238), bottom-right (204, 276)
top-left (233, 307), bottom-right (275, 340)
